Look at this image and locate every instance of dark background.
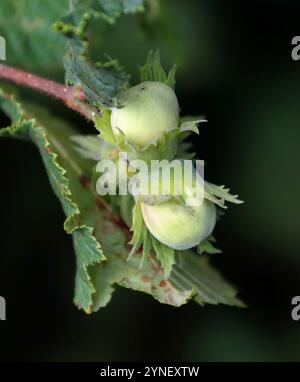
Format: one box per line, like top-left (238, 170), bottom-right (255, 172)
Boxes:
top-left (0, 0), bottom-right (300, 361)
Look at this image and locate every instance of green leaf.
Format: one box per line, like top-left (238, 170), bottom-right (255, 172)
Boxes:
top-left (111, 115), bottom-right (204, 164)
top-left (96, 0), bottom-right (145, 23)
top-left (54, 1), bottom-right (128, 109)
top-left (63, 38), bottom-right (129, 108)
top-left (90, 228), bottom-right (193, 310)
top-left (115, 125), bottom-right (179, 163)
top-left (128, 201), bottom-right (175, 277)
top-left (0, 88), bottom-right (106, 312)
top-left (139, 50), bottom-right (176, 89)
top-left (198, 236), bottom-right (222, 255)
top-left (204, 181), bottom-right (244, 209)
top-left (179, 117), bottom-right (207, 135)
top-left (151, 237), bottom-right (175, 278)
top-left (94, 108), bottom-right (117, 144)
top-left (171, 252), bottom-right (245, 307)
top-left (128, 201), bottom-right (144, 260)
top-left (58, 0), bottom-right (145, 27)
top-left (54, 0), bottom-right (147, 108)
top-left (128, 201), bottom-right (175, 276)
top-left (0, 0), bottom-right (68, 76)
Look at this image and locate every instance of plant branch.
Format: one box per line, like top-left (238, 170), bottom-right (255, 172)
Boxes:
top-left (0, 65), bottom-right (135, 246)
top-left (0, 63), bottom-right (94, 120)
top-left (0, 65), bottom-right (131, 238)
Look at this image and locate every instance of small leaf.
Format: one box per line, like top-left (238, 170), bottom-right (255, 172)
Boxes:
top-left (128, 200), bottom-right (175, 276)
top-left (73, 227), bottom-right (105, 310)
top-left (141, 228), bottom-right (152, 268)
top-left (139, 50), bottom-right (176, 88)
top-left (179, 117), bottom-right (207, 135)
top-left (116, 126), bottom-right (179, 163)
top-left (94, 108), bottom-right (117, 144)
top-left (198, 236), bottom-right (222, 255)
top-left (166, 65), bottom-right (177, 89)
top-left (204, 181), bottom-right (244, 209)
top-left (128, 201), bottom-right (144, 259)
top-left (151, 237), bottom-right (175, 277)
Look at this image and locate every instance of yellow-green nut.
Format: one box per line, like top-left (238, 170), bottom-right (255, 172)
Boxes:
top-left (111, 81), bottom-right (179, 147)
top-left (141, 199), bottom-right (216, 250)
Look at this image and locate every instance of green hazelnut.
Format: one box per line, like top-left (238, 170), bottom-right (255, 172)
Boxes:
top-left (111, 81), bottom-right (179, 147)
top-left (141, 198), bottom-right (216, 250)
top-left (139, 164), bottom-right (217, 250)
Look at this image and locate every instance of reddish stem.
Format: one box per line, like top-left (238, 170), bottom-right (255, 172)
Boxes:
top-left (0, 63), bottom-right (94, 120)
top-left (0, 64), bottom-right (132, 238)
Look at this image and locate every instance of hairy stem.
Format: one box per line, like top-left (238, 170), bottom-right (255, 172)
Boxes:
top-left (0, 63), bottom-right (94, 120)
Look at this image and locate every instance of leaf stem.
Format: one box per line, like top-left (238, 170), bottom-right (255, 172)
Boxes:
top-left (0, 65), bottom-right (133, 245)
top-left (0, 63), bottom-right (94, 120)
top-left (0, 65), bottom-right (131, 237)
